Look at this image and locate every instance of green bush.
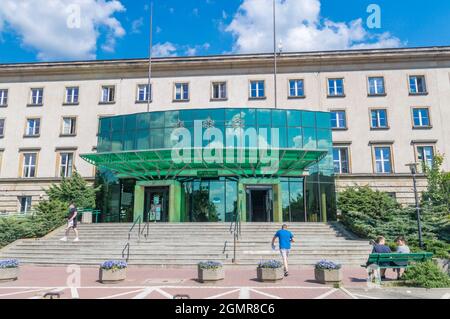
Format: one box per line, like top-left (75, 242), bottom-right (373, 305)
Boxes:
top-left (401, 260), bottom-right (450, 288)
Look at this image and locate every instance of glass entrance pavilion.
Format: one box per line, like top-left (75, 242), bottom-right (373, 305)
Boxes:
top-left (81, 108), bottom-right (336, 223)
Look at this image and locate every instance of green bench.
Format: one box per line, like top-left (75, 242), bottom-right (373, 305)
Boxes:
top-left (362, 252), bottom-right (433, 269)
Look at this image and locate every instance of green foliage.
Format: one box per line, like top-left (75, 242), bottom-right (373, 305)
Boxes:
top-left (46, 171), bottom-right (100, 209)
top-left (401, 260), bottom-right (450, 288)
top-left (422, 154), bottom-right (450, 212)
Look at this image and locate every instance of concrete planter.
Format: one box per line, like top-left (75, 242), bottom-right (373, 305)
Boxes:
top-left (0, 268), bottom-right (19, 282)
top-left (315, 268), bottom-right (342, 284)
top-left (198, 266), bottom-right (225, 283)
top-left (257, 267), bottom-right (284, 282)
top-left (99, 268), bottom-right (127, 284)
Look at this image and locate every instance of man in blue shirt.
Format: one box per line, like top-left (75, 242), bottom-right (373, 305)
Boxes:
top-left (272, 224), bottom-right (295, 277)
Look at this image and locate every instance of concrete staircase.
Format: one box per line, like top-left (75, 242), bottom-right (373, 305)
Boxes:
top-left (0, 223), bottom-right (371, 266)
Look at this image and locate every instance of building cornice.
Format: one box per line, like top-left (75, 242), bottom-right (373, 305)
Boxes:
top-left (1, 46), bottom-right (450, 77)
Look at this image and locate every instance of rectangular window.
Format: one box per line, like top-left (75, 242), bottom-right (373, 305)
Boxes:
top-left (333, 147), bottom-right (350, 174)
top-left (212, 82), bottom-right (227, 100)
top-left (416, 146), bottom-right (434, 168)
top-left (101, 86), bottom-right (115, 103)
top-left (412, 108), bottom-right (431, 127)
top-left (61, 117), bottom-right (77, 136)
top-left (65, 87), bottom-right (79, 104)
top-left (409, 76), bottom-right (427, 94)
top-left (137, 84), bottom-right (152, 102)
top-left (25, 118), bottom-right (41, 136)
top-left (371, 109), bottom-right (388, 129)
top-left (19, 196), bottom-right (32, 213)
top-left (328, 78), bottom-right (344, 96)
top-left (368, 77), bottom-right (385, 95)
top-left (249, 80), bottom-right (265, 99)
top-left (0, 89), bottom-right (8, 106)
top-left (289, 79), bottom-right (305, 97)
top-left (330, 111), bottom-right (347, 129)
top-left (174, 83), bottom-right (189, 101)
top-left (0, 118), bottom-right (5, 137)
top-left (22, 153), bottom-right (37, 178)
top-left (374, 147), bottom-right (393, 173)
top-left (30, 88), bottom-right (44, 105)
top-left (59, 152), bottom-right (74, 178)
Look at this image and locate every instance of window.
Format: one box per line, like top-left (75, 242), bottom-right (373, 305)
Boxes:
top-left (25, 118), bottom-right (41, 137)
top-left (249, 80), bottom-right (265, 99)
top-left (0, 118), bottom-right (4, 137)
top-left (19, 196), bottom-right (32, 213)
top-left (0, 89), bottom-right (8, 106)
top-left (416, 145), bottom-right (434, 168)
top-left (370, 109), bottom-right (388, 129)
top-left (409, 76), bottom-right (427, 94)
top-left (330, 111), bottom-right (347, 129)
top-left (174, 83), bottom-right (189, 101)
top-left (412, 108), bottom-right (431, 128)
top-left (101, 86), bottom-right (115, 103)
top-left (61, 117), bottom-right (77, 136)
top-left (65, 87), bottom-right (79, 104)
top-left (328, 78), bottom-right (344, 97)
top-left (137, 84), bottom-right (152, 102)
top-left (212, 82), bottom-right (227, 100)
top-left (289, 79), bottom-right (305, 98)
top-left (333, 147), bottom-right (350, 174)
top-left (22, 153), bottom-right (37, 178)
top-left (59, 152), bottom-right (74, 178)
top-left (374, 146), bottom-right (393, 173)
top-left (30, 88), bottom-right (44, 105)
top-left (368, 77), bottom-right (385, 95)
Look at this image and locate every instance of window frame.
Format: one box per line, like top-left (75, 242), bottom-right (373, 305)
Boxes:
top-left (211, 81), bottom-right (228, 101)
top-left (367, 76), bottom-right (386, 96)
top-left (333, 146), bottom-right (351, 174)
top-left (330, 109), bottom-right (348, 130)
top-left (369, 108), bottom-right (389, 130)
top-left (411, 107), bottom-right (432, 129)
top-left (173, 82), bottom-right (190, 102)
top-left (21, 152), bottom-right (39, 178)
top-left (58, 152), bottom-right (75, 178)
top-left (64, 86), bottom-right (80, 105)
top-left (249, 80), bottom-right (266, 100)
top-left (408, 75), bottom-right (428, 95)
top-left (18, 196), bottom-right (32, 214)
top-left (136, 83), bottom-right (152, 103)
top-left (288, 79), bottom-right (305, 99)
top-left (24, 117), bottom-right (41, 137)
top-left (414, 144), bottom-right (435, 169)
top-left (371, 144), bottom-right (394, 174)
top-left (61, 116), bottom-right (78, 136)
top-left (99, 85), bottom-right (116, 104)
top-left (0, 89), bottom-right (8, 107)
top-left (28, 88), bottom-right (44, 106)
top-left (327, 78), bottom-right (345, 97)
top-left (0, 118), bottom-right (5, 138)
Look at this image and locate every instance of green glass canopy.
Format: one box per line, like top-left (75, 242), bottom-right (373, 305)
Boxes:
top-left (81, 148), bottom-right (327, 180)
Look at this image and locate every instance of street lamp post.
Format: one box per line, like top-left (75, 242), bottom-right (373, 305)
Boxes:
top-left (406, 163), bottom-right (424, 249)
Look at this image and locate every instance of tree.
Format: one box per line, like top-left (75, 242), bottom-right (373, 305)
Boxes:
top-left (46, 171), bottom-right (100, 209)
top-left (421, 154), bottom-right (450, 212)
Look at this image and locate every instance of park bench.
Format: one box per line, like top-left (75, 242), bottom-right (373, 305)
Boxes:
top-left (362, 252), bottom-right (433, 270)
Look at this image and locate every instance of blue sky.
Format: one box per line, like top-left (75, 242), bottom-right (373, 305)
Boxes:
top-left (0, 0), bottom-right (449, 63)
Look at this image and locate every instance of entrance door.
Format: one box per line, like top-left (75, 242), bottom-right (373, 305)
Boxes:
top-left (144, 187), bottom-right (169, 222)
top-left (246, 186), bottom-right (274, 222)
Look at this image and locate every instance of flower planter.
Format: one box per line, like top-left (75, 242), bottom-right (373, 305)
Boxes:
top-left (99, 268), bottom-right (127, 284)
top-left (0, 268), bottom-right (19, 282)
top-left (314, 268), bottom-right (342, 284)
top-left (257, 267), bottom-right (284, 282)
top-left (198, 266), bottom-right (225, 283)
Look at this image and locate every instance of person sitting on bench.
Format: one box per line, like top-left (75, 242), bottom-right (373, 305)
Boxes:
top-left (394, 236), bottom-right (410, 279)
top-left (371, 236), bottom-right (392, 280)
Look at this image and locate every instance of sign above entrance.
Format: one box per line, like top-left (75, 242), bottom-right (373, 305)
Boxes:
top-left (197, 170), bottom-right (219, 178)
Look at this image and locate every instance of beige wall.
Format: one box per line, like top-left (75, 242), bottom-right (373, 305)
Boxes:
top-left (0, 47), bottom-right (449, 212)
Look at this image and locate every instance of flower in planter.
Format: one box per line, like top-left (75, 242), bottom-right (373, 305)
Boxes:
top-left (0, 259), bottom-right (19, 269)
top-left (258, 260), bottom-right (283, 269)
top-left (315, 260), bottom-right (342, 270)
top-left (198, 261), bottom-right (223, 270)
top-left (100, 260), bottom-right (127, 272)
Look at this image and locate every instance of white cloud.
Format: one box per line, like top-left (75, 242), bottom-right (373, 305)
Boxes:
top-left (131, 17), bottom-right (144, 34)
top-left (226, 0), bottom-right (402, 54)
top-left (0, 0), bottom-right (126, 60)
top-left (152, 42), bottom-right (178, 57)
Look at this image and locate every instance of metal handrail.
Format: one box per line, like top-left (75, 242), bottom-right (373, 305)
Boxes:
top-left (122, 242), bottom-right (130, 262)
top-left (128, 215), bottom-right (142, 241)
top-left (141, 220), bottom-right (150, 239)
top-left (231, 211), bottom-right (241, 263)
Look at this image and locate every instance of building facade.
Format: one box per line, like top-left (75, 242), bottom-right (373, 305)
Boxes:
top-left (0, 46), bottom-right (449, 217)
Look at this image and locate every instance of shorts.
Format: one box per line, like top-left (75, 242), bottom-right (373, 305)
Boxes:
top-left (68, 219), bottom-right (78, 229)
top-left (280, 249), bottom-right (290, 258)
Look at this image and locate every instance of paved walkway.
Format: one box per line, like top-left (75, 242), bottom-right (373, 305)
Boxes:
top-left (0, 265), bottom-right (448, 299)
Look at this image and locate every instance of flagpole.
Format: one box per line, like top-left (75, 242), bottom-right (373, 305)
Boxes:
top-left (147, 2), bottom-right (154, 113)
top-left (273, 0), bottom-right (278, 109)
